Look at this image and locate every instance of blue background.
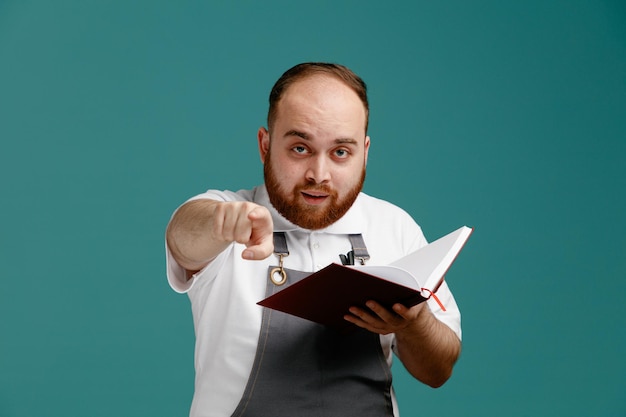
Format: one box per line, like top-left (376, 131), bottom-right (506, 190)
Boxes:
top-left (1, 1), bottom-right (625, 416)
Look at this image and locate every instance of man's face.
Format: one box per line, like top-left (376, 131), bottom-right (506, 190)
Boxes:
top-left (258, 75), bottom-right (370, 230)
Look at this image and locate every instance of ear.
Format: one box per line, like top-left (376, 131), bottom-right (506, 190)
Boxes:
top-left (257, 127), bottom-right (270, 163)
top-left (364, 135), bottom-right (371, 166)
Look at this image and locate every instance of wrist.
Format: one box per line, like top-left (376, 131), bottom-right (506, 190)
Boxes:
top-left (395, 302), bottom-right (433, 340)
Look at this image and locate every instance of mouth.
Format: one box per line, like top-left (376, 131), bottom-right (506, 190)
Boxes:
top-left (301, 191), bottom-right (329, 205)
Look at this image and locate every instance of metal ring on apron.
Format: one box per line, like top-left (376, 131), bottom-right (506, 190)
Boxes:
top-left (269, 266), bottom-right (287, 286)
top-left (269, 253), bottom-right (287, 286)
top-left (270, 233), bottom-right (289, 286)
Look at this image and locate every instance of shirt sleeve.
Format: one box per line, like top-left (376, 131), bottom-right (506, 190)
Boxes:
top-left (426, 280), bottom-right (462, 340)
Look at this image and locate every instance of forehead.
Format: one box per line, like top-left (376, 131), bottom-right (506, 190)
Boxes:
top-left (275, 75), bottom-right (367, 130)
top-left (282, 75), bottom-right (359, 104)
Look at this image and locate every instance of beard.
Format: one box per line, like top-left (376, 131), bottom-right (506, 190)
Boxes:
top-left (264, 155), bottom-right (366, 230)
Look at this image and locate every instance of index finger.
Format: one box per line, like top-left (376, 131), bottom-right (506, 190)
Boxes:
top-left (241, 206), bottom-right (274, 260)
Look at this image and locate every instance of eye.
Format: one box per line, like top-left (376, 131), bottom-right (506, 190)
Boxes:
top-left (292, 145), bottom-right (309, 155)
top-left (333, 148), bottom-right (350, 159)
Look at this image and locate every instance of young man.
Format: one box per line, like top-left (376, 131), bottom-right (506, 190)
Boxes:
top-left (166, 62), bottom-right (462, 417)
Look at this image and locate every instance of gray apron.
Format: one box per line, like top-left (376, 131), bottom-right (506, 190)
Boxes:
top-left (231, 233), bottom-right (394, 417)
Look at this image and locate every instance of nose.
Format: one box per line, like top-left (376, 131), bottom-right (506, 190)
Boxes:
top-left (305, 155), bottom-right (331, 184)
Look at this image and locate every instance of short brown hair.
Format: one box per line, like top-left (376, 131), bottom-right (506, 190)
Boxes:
top-left (267, 62), bottom-right (369, 133)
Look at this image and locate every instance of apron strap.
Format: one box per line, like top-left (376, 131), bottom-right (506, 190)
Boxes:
top-left (270, 232), bottom-right (290, 286)
top-left (348, 233), bottom-right (370, 265)
top-left (273, 232), bottom-right (289, 256)
top-left (275, 231), bottom-right (369, 266)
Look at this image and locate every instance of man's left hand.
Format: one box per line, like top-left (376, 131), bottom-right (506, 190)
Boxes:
top-left (344, 301), bottom-right (428, 335)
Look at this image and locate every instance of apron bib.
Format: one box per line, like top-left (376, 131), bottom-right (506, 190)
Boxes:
top-left (230, 234), bottom-right (394, 417)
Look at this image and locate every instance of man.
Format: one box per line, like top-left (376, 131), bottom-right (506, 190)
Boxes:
top-left (166, 62), bottom-right (462, 417)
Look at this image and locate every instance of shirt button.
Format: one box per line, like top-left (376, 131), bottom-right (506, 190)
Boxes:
top-left (315, 264), bottom-right (323, 270)
top-left (312, 242), bottom-right (320, 249)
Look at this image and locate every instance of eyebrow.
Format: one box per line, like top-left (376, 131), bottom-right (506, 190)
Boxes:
top-left (284, 130), bottom-right (310, 140)
top-left (284, 130), bottom-right (359, 145)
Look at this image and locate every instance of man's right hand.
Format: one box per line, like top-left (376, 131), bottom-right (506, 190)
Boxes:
top-left (166, 199), bottom-right (275, 273)
top-left (210, 201), bottom-right (275, 261)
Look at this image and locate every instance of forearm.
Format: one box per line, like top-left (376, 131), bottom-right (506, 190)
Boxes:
top-left (166, 199), bottom-right (230, 272)
top-left (395, 305), bottom-right (461, 388)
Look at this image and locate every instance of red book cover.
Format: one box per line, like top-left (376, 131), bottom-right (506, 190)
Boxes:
top-left (257, 226), bottom-right (473, 328)
top-left (258, 263), bottom-right (428, 328)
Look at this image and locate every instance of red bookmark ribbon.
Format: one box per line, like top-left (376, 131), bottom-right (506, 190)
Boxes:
top-left (420, 288), bottom-right (446, 312)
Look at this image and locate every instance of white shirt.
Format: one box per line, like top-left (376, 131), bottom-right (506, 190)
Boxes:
top-left (166, 185), bottom-right (461, 417)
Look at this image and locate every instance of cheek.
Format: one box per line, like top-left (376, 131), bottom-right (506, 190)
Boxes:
top-left (270, 156), bottom-right (302, 186)
top-left (284, 154), bottom-right (318, 176)
top-left (278, 162), bottom-right (302, 180)
top-left (336, 163), bottom-right (363, 186)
